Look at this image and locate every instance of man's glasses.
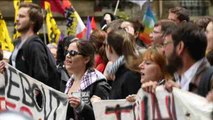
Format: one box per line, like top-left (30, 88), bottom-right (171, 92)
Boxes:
top-left (66, 50), bottom-right (82, 57)
top-left (163, 41), bottom-right (173, 47)
top-left (151, 30), bottom-right (162, 34)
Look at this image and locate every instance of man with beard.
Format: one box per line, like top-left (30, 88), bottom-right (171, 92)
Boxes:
top-left (142, 22), bottom-right (213, 98)
top-left (0, 2), bottom-right (60, 90)
top-left (163, 22), bottom-right (213, 97)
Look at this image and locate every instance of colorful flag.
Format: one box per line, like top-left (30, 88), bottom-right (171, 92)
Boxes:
top-left (0, 11), bottom-right (14, 51)
top-left (41, 0), bottom-right (65, 15)
top-left (62, 0), bottom-right (72, 10)
top-left (45, 1), bottom-right (61, 44)
top-left (65, 6), bottom-right (86, 39)
top-left (58, 32), bottom-right (65, 44)
top-left (91, 17), bottom-right (97, 30)
top-left (86, 16), bottom-right (91, 40)
top-left (140, 4), bottom-right (157, 45)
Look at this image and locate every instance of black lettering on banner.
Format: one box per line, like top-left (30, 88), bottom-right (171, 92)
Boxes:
top-left (31, 83), bottom-right (43, 112)
top-left (151, 93), bottom-right (162, 120)
top-left (43, 85), bottom-right (51, 120)
top-left (105, 104), bottom-right (134, 120)
top-left (140, 95), bottom-right (149, 120)
top-left (165, 95), bottom-right (177, 120)
top-left (44, 89), bottom-right (68, 120)
top-left (0, 70), bottom-right (7, 95)
top-left (19, 72), bottom-right (34, 107)
top-left (144, 96), bottom-right (148, 120)
top-left (7, 67), bottom-right (20, 101)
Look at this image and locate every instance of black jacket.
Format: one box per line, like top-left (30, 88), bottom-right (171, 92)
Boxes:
top-left (66, 79), bottom-right (111, 120)
top-left (9, 35), bottom-right (60, 90)
top-left (109, 64), bottom-right (141, 99)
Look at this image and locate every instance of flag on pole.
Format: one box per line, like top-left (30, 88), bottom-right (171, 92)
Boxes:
top-left (91, 17), bottom-right (97, 30)
top-left (62, 0), bottom-right (72, 10)
top-left (45, 1), bottom-right (61, 44)
top-left (0, 11), bottom-right (14, 51)
top-left (64, 4), bottom-right (86, 39)
top-left (139, 4), bottom-right (157, 45)
top-left (25, 0), bottom-right (32, 2)
top-left (13, 0), bottom-right (21, 40)
top-left (41, 0), bottom-right (65, 16)
top-left (86, 16), bottom-right (91, 40)
top-left (86, 16), bottom-right (97, 40)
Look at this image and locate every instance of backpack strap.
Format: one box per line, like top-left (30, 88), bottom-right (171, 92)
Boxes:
top-left (198, 67), bottom-right (213, 97)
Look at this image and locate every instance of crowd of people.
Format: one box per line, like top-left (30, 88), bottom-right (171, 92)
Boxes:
top-left (0, 2), bottom-right (212, 120)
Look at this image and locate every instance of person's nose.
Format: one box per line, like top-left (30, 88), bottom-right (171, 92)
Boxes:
top-left (149, 32), bottom-right (153, 38)
top-left (16, 15), bottom-right (19, 22)
top-left (66, 53), bottom-right (71, 58)
top-left (162, 47), bottom-right (166, 55)
top-left (139, 62), bottom-right (145, 69)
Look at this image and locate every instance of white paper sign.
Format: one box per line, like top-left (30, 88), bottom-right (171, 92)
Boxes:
top-left (0, 64), bottom-right (68, 120)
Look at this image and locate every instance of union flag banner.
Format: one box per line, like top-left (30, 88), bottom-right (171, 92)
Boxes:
top-left (13, 0), bottom-right (21, 40)
top-left (41, 0), bottom-right (65, 16)
top-left (0, 11), bottom-right (14, 51)
top-left (64, 4), bottom-right (86, 39)
top-left (45, 1), bottom-right (61, 44)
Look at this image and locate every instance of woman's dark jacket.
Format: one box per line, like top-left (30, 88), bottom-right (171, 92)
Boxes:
top-left (109, 64), bottom-right (141, 99)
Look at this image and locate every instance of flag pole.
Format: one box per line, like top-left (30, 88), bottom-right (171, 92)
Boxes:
top-left (113, 0), bottom-right (120, 15)
top-left (42, 9), bottom-right (47, 44)
top-left (159, 0), bottom-right (163, 18)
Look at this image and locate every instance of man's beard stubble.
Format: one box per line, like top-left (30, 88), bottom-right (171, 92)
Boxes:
top-left (166, 49), bottom-right (183, 75)
top-left (17, 22), bottom-right (31, 33)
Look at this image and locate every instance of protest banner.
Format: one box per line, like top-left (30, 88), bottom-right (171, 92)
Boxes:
top-left (0, 64), bottom-right (68, 120)
top-left (93, 86), bottom-right (213, 120)
top-left (93, 99), bottom-right (135, 120)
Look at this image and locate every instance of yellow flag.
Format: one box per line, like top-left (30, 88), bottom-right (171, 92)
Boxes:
top-left (13, 0), bottom-right (21, 40)
top-left (24, 0), bottom-right (32, 2)
top-left (0, 11), bottom-right (14, 51)
top-left (45, 1), bottom-right (61, 44)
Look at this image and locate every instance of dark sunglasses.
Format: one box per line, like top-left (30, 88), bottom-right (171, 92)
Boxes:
top-left (66, 50), bottom-right (82, 57)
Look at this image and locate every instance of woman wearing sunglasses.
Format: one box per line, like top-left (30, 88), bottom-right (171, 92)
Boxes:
top-left (64, 39), bottom-right (111, 120)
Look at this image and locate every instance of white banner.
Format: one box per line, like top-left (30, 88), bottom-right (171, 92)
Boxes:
top-left (0, 64), bottom-right (68, 120)
top-left (93, 86), bottom-right (213, 120)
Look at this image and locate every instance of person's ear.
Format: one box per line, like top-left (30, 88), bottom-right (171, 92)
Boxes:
top-left (134, 31), bottom-right (139, 38)
top-left (181, 20), bottom-right (187, 23)
top-left (176, 41), bottom-right (184, 55)
top-left (30, 21), bottom-right (35, 25)
top-left (109, 46), bottom-right (114, 54)
top-left (84, 56), bottom-right (90, 65)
